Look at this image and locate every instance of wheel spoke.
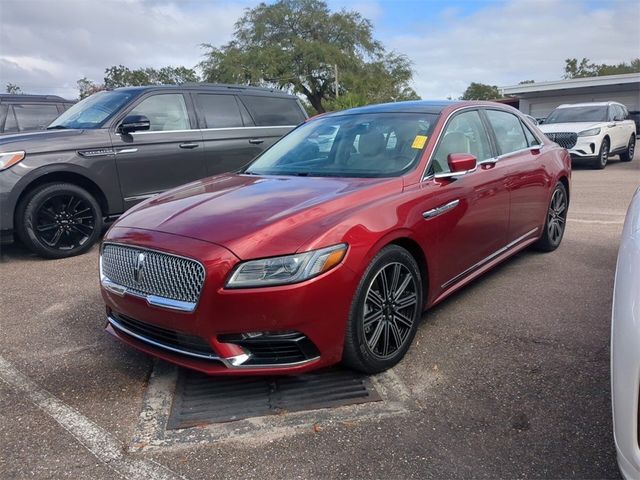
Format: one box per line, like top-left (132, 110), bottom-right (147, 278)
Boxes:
top-left (50, 229), bottom-right (63, 246)
top-left (72, 207), bottom-right (91, 218)
top-left (382, 322), bottom-right (390, 356)
top-left (394, 311), bottom-right (414, 329)
top-left (396, 292), bottom-right (418, 310)
top-left (389, 263), bottom-right (401, 293)
top-left (71, 224), bottom-right (93, 237)
top-left (379, 268), bottom-right (390, 300)
top-left (389, 319), bottom-right (403, 350)
top-left (367, 320), bottom-right (385, 351)
top-left (36, 223), bottom-right (57, 232)
top-left (393, 274), bottom-right (412, 301)
top-left (367, 289), bottom-right (384, 309)
top-left (363, 310), bottom-right (383, 329)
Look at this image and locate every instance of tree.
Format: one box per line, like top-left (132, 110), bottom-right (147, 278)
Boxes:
top-left (564, 57), bottom-right (640, 78)
top-left (5, 83), bottom-right (22, 94)
top-left (461, 82), bottom-right (501, 100)
top-left (200, 0), bottom-right (419, 113)
top-left (77, 77), bottom-right (105, 99)
top-left (103, 65), bottom-right (199, 89)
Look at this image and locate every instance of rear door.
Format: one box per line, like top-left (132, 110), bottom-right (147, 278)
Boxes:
top-left (194, 93), bottom-right (266, 175)
top-left (611, 104), bottom-right (629, 150)
top-left (110, 92), bottom-right (205, 208)
top-left (483, 108), bottom-right (550, 242)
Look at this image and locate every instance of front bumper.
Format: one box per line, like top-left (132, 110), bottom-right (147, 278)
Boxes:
top-left (568, 135), bottom-right (600, 159)
top-left (100, 227), bottom-right (358, 375)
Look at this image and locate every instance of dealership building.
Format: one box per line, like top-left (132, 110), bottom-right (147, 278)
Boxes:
top-left (500, 72), bottom-right (640, 119)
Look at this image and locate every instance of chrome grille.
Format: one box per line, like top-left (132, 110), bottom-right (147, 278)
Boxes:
top-left (101, 244), bottom-right (205, 305)
top-left (544, 132), bottom-right (577, 149)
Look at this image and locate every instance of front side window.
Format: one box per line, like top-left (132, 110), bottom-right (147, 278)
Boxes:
top-left (128, 94), bottom-right (190, 132)
top-left (545, 106), bottom-right (608, 124)
top-left (49, 90), bottom-right (136, 130)
top-left (13, 104), bottom-right (60, 131)
top-left (485, 109), bottom-right (528, 155)
top-left (245, 112), bottom-right (437, 178)
top-left (430, 110), bottom-right (492, 174)
top-left (197, 94), bottom-right (243, 128)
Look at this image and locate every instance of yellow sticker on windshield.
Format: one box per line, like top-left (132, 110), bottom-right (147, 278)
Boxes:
top-left (411, 135), bottom-right (428, 149)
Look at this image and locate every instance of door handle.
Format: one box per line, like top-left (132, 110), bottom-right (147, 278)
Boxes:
top-left (248, 138), bottom-right (264, 145)
top-left (179, 143), bottom-right (199, 149)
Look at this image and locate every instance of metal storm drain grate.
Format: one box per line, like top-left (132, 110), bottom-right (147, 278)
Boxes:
top-left (167, 367), bottom-right (381, 429)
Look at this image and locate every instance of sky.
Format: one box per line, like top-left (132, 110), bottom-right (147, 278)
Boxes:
top-left (1, 0), bottom-right (639, 101)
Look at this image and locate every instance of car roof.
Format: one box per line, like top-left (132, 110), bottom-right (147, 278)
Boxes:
top-left (319, 100), bottom-right (511, 118)
top-left (113, 83), bottom-right (299, 98)
top-left (0, 94), bottom-right (74, 103)
top-left (556, 101), bottom-right (621, 108)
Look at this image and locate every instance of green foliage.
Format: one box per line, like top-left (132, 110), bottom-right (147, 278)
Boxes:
top-left (77, 77), bottom-right (105, 99)
top-left (103, 65), bottom-right (200, 89)
top-left (461, 82), bottom-right (502, 100)
top-left (564, 57), bottom-right (640, 78)
top-left (200, 0), bottom-right (418, 113)
top-left (5, 83), bottom-right (22, 94)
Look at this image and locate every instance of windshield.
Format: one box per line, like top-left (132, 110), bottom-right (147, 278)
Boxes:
top-left (244, 112), bottom-right (438, 178)
top-left (545, 106), bottom-right (608, 124)
top-left (48, 90), bottom-right (137, 129)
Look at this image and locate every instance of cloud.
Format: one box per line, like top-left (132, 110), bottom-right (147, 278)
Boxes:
top-left (386, 0), bottom-right (640, 99)
top-left (0, 0), bottom-right (249, 98)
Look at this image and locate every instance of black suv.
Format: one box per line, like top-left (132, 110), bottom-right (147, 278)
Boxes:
top-left (1, 94), bottom-right (75, 134)
top-left (0, 84), bottom-right (307, 258)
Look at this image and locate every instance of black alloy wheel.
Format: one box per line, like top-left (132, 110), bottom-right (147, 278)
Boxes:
top-left (17, 183), bottom-right (103, 259)
top-left (594, 138), bottom-right (609, 169)
top-left (343, 245), bottom-right (422, 373)
top-left (620, 135), bottom-right (636, 162)
top-left (533, 181), bottom-right (568, 252)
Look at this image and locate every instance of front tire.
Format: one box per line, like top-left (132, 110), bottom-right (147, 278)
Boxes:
top-left (16, 183), bottom-right (103, 259)
top-left (592, 137), bottom-right (609, 169)
top-left (619, 135), bottom-right (636, 162)
top-left (533, 182), bottom-right (568, 252)
top-left (342, 245), bottom-right (423, 374)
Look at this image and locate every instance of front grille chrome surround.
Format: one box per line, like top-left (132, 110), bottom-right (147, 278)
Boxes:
top-left (544, 132), bottom-right (577, 149)
top-left (100, 243), bottom-right (205, 312)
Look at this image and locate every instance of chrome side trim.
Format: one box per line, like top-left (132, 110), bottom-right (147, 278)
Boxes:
top-left (441, 227), bottom-right (539, 289)
top-left (107, 314), bottom-right (321, 369)
top-left (116, 148), bottom-right (138, 154)
top-left (121, 125), bottom-right (297, 136)
top-left (434, 166), bottom-right (477, 180)
top-left (123, 192), bottom-right (162, 202)
top-left (78, 148), bottom-right (115, 158)
top-left (107, 315), bottom-right (222, 361)
top-left (423, 199), bottom-right (460, 219)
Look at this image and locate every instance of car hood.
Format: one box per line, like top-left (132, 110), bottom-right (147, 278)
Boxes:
top-left (113, 173), bottom-right (402, 259)
top-left (538, 122), bottom-right (603, 133)
top-left (0, 129), bottom-right (102, 154)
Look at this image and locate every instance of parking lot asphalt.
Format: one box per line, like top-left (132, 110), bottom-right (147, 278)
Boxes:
top-left (1, 152), bottom-right (638, 480)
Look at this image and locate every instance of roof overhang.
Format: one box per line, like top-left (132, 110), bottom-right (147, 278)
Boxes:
top-left (501, 73), bottom-right (640, 97)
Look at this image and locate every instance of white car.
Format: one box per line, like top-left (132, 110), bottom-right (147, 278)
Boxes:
top-left (539, 102), bottom-right (636, 169)
top-left (612, 187), bottom-right (640, 479)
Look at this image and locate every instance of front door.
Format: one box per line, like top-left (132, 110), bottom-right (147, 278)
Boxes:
top-left (110, 92), bottom-right (205, 209)
top-left (414, 108), bottom-right (510, 299)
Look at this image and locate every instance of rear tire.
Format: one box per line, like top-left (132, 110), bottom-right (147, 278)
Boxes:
top-left (592, 137), bottom-right (609, 169)
top-left (533, 182), bottom-right (568, 252)
top-left (342, 245), bottom-right (423, 374)
top-left (16, 183), bottom-right (103, 259)
top-left (619, 135), bottom-right (636, 162)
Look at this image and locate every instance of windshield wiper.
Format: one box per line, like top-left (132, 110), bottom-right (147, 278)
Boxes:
top-left (46, 125), bottom-right (68, 130)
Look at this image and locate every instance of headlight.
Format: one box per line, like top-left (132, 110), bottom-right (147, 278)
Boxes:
top-left (578, 128), bottom-right (600, 137)
top-left (226, 243), bottom-right (348, 288)
top-left (0, 151), bottom-right (26, 171)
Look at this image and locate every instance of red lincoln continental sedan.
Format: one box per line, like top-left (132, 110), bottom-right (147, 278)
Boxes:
top-left (100, 100), bottom-right (571, 375)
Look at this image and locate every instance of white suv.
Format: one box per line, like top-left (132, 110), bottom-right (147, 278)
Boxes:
top-left (539, 101), bottom-right (636, 169)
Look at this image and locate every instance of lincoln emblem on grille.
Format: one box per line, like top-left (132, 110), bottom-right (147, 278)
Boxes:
top-left (134, 252), bottom-right (146, 284)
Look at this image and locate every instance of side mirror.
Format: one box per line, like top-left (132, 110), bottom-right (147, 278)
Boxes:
top-left (435, 153), bottom-right (477, 179)
top-left (118, 114), bottom-right (150, 134)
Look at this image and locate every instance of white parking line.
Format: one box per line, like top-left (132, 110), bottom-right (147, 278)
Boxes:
top-left (0, 356), bottom-right (188, 480)
top-left (568, 218), bottom-right (625, 225)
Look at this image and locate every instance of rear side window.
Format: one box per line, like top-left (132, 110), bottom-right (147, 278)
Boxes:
top-left (485, 110), bottom-right (528, 155)
top-left (129, 94), bottom-right (190, 132)
top-left (522, 123), bottom-right (541, 146)
top-left (197, 94), bottom-right (244, 128)
top-left (241, 96), bottom-right (305, 126)
top-left (13, 104), bottom-right (60, 131)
